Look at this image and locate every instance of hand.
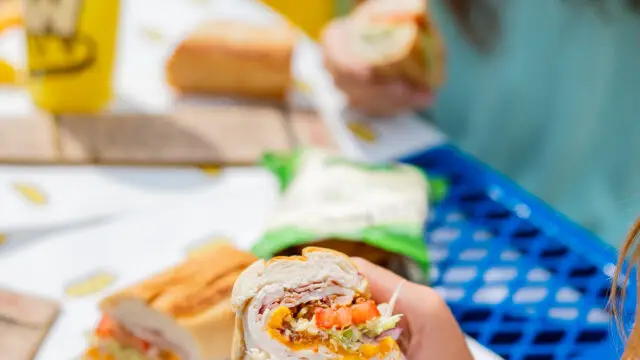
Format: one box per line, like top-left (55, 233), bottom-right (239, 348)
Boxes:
top-left (321, 20), bottom-right (433, 117)
top-left (352, 258), bottom-right (474, 360)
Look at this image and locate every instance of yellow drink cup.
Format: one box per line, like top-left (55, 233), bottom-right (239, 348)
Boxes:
top-left (23, 0), bottom-right (120, 113)
top-left (260, 0), bottom-right (361, 40)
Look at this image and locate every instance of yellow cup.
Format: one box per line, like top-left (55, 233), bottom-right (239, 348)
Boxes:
top-left (260, 0), bottom-right (360, 40)
top-left (23, 0), bottom-right (120, 113)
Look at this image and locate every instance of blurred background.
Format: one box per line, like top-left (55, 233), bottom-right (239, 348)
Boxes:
top-left (0, 0), bottom-right (637, 359)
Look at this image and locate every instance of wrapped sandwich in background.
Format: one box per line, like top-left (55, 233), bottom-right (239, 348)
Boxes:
top-left (252, 148), bottom-right (449, 284)
top-left (231, 247), bottom-right (405, 360)
top-left (84, 245), bottom-right (258, 360)
top-left (323, 0), bottom-right (445, 89)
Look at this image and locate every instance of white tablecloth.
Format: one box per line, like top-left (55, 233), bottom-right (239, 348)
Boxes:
top-left (0, 0), bottom-right (499, 359)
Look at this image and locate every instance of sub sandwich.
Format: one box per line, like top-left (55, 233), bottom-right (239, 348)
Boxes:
top-left (84, 245), bottom-right (258, 360)
top-left (327, 0), bottom-right (445, 89)
top-left (166, 20), bottom-right (295, 101)
top-left (231, 247), bottom-right (404, 360)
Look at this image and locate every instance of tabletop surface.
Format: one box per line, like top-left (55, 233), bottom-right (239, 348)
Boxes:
top-left (0, 0), bottom-right (500, 359)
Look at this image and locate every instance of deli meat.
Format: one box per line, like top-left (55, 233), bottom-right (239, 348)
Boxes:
top-left (258, 282), bottom-right (354, 317)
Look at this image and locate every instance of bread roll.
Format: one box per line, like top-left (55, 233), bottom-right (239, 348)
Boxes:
top-left (84, 245), bottom-right (258, 360)
top-left (166, 21), bottom-right (296, 101)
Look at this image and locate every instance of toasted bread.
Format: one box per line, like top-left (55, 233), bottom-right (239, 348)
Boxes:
top-left (92, 244), bottom-right (258, 360)
top-left (166, 20), bottom-right (296, 101)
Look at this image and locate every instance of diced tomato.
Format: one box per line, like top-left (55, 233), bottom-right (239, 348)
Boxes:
top-left (95, 315), bottom-right (118, 337)
top-left (351, 300), bottom-right (380, 325)
top-left (335, 307), bottom-right (353, 328)
top-left (315, 308), bottom-right (335, 329)
top-left (95, 315), bottom-right (151, 352)
top-left (314, 307), bottom-right (352, 329)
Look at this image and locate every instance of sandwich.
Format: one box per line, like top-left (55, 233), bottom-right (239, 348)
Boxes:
top-left (342, 0), bottom-right (445, 88)
top-left (166, 20), bottom-right (296, 101)
top-left (84, 244), bottom-right (258, 360)
top-left (231, 247), bottom-right (404, 360)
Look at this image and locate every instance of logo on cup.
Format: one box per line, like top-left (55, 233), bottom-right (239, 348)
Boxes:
top-left (24, 0), bottom-right (97, 76)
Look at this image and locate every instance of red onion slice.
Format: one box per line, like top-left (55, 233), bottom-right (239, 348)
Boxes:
top-left (376, 327), bottom-right (403, 341)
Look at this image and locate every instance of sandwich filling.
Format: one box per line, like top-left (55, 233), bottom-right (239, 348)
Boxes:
top-left (353, 22), bottom-right (415, 64)
top-left (258, 282), bottom-right (402, 359)
top-left (85, 315), bottom-right (179, 360)
top-left (349, 3), bottom-right (440, 88)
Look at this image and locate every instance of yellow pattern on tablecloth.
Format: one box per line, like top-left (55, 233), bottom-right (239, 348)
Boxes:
top-left (347, 121), bottom-right (377, 143)
top-left (64, 271), bottom-right (117, 298)
top-left (13, 183), bottom-right (48, 206)
top-left (199, 166), bottom-right (224, 176)
top-left (141, 27), bottom-right (165, 43)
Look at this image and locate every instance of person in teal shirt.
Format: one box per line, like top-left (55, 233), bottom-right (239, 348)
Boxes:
top-left (322, 0), bottom-right (640, 248)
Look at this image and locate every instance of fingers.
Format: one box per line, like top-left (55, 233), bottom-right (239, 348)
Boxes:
top-left (332, 74), bottom-right (433, 117)
top-left (346, 81), bottom-right (433, 117)
top-left (353, 258), bottom-right (474, 360)
top-left (352, 257), bottom-right (405, 302)
top-left (352, 257), bottom-right (437, 317)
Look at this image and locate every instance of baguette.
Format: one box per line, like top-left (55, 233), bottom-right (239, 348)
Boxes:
top-left (166, 20), bottom-right (296, 101)
top-left (84, 244), bottom-right (258, 360)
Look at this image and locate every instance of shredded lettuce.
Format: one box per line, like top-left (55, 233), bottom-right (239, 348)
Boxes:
top-left (246, 348), bottom-right (271, 360)
top-left (360, 313), bottom-right (403, 337)
top-left (91, 337), bottom-right (147, 360)
top-left (327, 326), bottom-right (363, 351)
top-left (358, 280), bottom-right (405, 337)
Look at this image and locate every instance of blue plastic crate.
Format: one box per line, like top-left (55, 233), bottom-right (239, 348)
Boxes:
top-left (401, 144), bottom-right (636, 360)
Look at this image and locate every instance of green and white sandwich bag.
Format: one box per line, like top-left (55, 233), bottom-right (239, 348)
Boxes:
top-left (252, 149), bottom-right (448, 283)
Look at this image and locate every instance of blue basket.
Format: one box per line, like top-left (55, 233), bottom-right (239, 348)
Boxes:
top-left (401, 144), bottom-right (636, 360)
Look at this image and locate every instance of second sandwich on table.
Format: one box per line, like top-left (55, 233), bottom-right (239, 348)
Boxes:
top-left (166, 20), bottom-right (296, 101)
top-left (84, 244), bottom-right (258, 360)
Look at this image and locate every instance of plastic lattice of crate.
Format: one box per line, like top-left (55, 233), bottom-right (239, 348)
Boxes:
top-left (401, 145), bottom-right (635, 360)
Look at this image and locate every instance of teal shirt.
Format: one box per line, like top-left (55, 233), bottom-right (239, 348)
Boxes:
top-left (429, 0), bottom-right (640, 247)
